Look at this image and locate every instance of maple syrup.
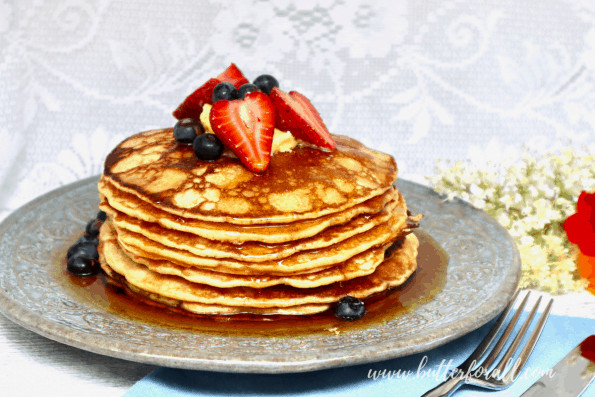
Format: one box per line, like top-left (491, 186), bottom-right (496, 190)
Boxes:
top-left (58, 230), bottom-right (447, 337)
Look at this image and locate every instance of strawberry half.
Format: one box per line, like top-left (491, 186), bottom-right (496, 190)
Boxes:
top-left (209, 91), bottom-right (275, 173)
top-left (217, 63), bottom-right (250, 88)
top-left (269, 87), bottom-right (336, 150)
top-left (172, 78), bottom-right (219, 120)
top-left (173, 63), bottom-right (249, 120)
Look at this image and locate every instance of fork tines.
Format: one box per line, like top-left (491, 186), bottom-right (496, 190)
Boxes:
top-left (462, 289), bottom-right (553, 389)
top-left (422, 289), bottom-right (553, 397)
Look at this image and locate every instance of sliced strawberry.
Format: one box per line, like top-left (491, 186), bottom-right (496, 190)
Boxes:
top-left (173, 64), bottom-right (250, 120)
top-left (217, 63), bottom-right (250, 88)
top-left (173, 78), bottom-right (219, 120)
top-left (209, 91), bottom-right (275, 173)
top-left (269, 87), bottom-right (336, 150)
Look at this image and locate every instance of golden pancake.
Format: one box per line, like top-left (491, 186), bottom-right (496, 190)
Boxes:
top-left (104, 193), bottom-right (405, 262)
top-left (101, 266), bottom-right (331, 315)
top-left (102, 129), bottom-right (397, 224)
top-left (98, 224), bottom-right (419, 309)
top-left (113, 212), bottom-right (406, 276)
top-left (98, 174), bottom-right (398, 244)
top-left (100, 222), bottom-right (396, 288)
top-left (95, 123), bottom-right (421, 318)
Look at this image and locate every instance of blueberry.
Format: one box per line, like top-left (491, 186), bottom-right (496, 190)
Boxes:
top-left (76, 234), bottom-right (98, 247)
top-left (212, 82), bottom-right (238, 103)
top-left (67, 255), bottom-right (99, 276)
top-left (85, 218), bottom-right (102, 237)
top-left (237, 83), bottom-right (260, 99)
top-left (174, 118), bottom-right (203, 144)
top-left (334, 296), bottom-right (366, 321)
top-left (193, 134), bottom-right (224, 161)
top-left (96, 210), bottom-right (107, 222)
top-left (253, 74), bottom-right (279, 95)
top-left (67, 241), bottom-right (99, 261)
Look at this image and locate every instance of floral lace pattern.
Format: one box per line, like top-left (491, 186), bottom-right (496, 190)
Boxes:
top-left (0, 0), bottom-right (594, 219)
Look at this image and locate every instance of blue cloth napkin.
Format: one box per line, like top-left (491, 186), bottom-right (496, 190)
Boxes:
top-left (125, 313), bottom-right (595, 396)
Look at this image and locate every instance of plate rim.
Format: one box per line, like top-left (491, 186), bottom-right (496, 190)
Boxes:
top-left (0, 176), bottom-right (521, 373)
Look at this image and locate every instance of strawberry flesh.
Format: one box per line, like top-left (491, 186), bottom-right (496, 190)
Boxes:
top-left (173, 64), bottom-right (250, 120)
top-left (270, 87), bottom-right (336, 150)
top-left (209, 91), bottom-right (275, 173)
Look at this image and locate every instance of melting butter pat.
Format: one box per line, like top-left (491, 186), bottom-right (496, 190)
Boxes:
top-left (199, 104), bottom-right (298, 154)
top-left (271, 130), bottom-right (297, 153)
top-left (200, 104), bottom-right (215, 135)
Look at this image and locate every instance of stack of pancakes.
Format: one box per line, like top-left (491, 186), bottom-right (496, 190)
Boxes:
top-left (97, 128), bottom-right (420, 316)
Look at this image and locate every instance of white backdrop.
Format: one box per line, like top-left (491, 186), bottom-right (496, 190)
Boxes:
top-left (1, 0), bottom-right (594, 221)
top-left (1, 2), bottom-right (595, 395)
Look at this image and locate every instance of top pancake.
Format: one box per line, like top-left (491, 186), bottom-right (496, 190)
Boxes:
top-left (102, 129), bottom-right (397, 224)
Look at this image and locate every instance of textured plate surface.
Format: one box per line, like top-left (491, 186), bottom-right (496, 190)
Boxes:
top-left (0, 176), bottom-right (520, 373)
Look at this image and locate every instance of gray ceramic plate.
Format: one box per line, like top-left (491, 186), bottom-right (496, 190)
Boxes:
top-left (0, 176), bottom-right (520, 373)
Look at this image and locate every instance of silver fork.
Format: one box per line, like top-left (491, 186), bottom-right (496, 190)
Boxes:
top-left (422, 290), bottom-right (553, 396)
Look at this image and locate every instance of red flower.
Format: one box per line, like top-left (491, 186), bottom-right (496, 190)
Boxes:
top-left (564, 191), bottom-right (595, 256)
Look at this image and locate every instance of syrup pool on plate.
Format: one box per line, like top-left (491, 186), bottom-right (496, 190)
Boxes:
top-left (57, 230), bottom-right (447, 338)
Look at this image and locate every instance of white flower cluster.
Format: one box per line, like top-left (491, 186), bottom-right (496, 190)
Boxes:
top-left (427, 146), bottom-right (595, 294)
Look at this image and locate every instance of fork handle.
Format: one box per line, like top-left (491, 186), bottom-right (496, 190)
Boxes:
top-left (420, 376), bottom-right (465, 397)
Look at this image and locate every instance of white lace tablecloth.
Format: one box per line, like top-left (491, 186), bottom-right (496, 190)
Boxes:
top-left (1, 1), bottom-right (594, 396)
